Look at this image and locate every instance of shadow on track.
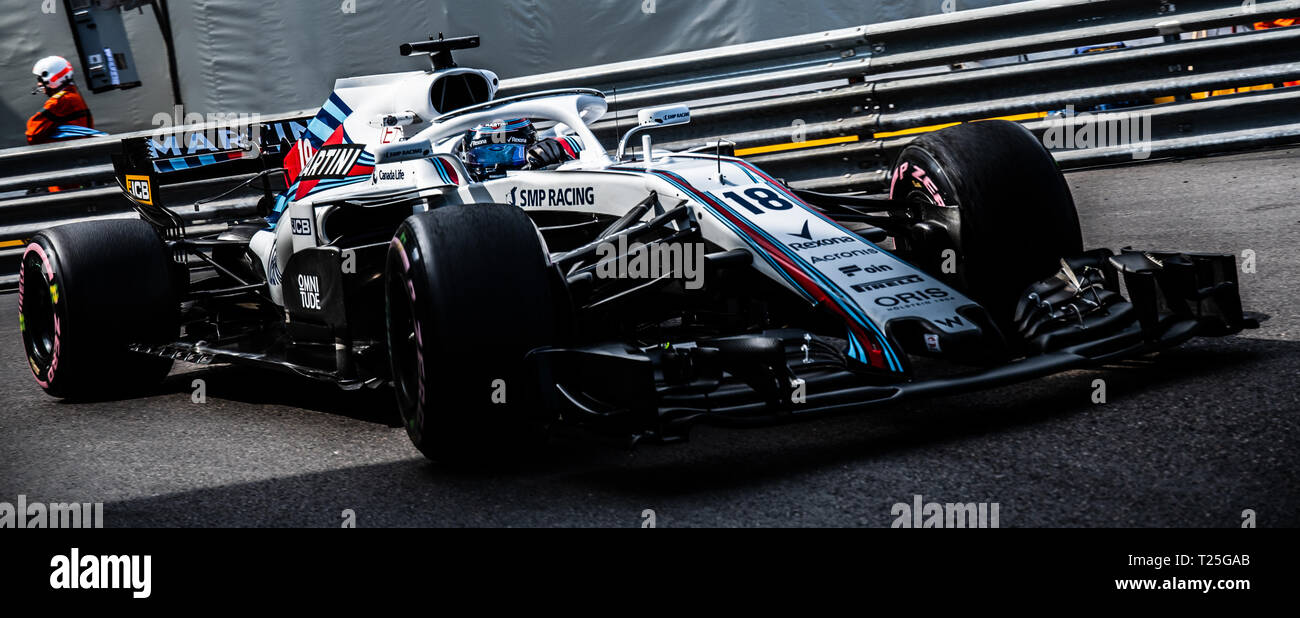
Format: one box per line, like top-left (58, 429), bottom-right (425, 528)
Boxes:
top-left (99, 336), bottom-right (1299, 527)
top-left (151, 364), bottom-right (404, 428)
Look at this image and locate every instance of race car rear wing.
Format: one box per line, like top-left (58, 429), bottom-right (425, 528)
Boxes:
top-left (110, 119), bottom-right (303, 238)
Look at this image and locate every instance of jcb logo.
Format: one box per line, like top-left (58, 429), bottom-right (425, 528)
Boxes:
top-left (125, 175), bottom-right (153, 205)
top-left (291, 218), bottom-right (312, 236)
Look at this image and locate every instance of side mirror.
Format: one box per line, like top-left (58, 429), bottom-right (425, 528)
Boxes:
top-left (618, 105), bottom-right (691, 161)
top-left (374, 139), bottom-right (433, 164)
top-left (637, 105), bottom-right (691, 128)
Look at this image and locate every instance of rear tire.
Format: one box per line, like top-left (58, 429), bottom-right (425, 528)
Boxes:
top-left (889, 120), bottom-right (1083, 325)
top-left (385, 204), bottom-right (564, 464)
top-left (18, 219), bottom-right (178, 399)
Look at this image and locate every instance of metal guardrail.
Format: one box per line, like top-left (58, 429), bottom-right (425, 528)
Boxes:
top-left (2, 0), bottom-right (1298, 289)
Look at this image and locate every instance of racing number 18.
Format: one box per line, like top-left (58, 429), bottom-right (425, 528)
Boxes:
top-left (723, 187), bottom-right (794, 215)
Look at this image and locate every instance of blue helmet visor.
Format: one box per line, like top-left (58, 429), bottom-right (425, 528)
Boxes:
top-left (465, 143), bottom-right (527, 169)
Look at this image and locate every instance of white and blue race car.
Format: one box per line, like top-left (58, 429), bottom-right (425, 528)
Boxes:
top-left (18, 36), bottom-right (1257, 462)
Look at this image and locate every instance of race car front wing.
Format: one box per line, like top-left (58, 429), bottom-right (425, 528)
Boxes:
top-left (528, 248), bottom-right (1260, 440)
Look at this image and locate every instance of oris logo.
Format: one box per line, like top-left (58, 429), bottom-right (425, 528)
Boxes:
top-left (874, 288), bottom-right (951, 308)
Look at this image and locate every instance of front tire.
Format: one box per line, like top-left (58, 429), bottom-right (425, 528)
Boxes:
top-left (18, 219), bottom-right (178, 399)
top-left (384, 204), bottom-right (564, 463)
top-left (889, 120), bottom-right (1083, 325)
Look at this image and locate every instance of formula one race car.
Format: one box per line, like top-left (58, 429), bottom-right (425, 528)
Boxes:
top-left (17, 36), bottom-right (1257, 462)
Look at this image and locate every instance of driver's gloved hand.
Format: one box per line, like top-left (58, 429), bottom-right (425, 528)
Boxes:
top-left (525, 139), bottom-right (569, 169)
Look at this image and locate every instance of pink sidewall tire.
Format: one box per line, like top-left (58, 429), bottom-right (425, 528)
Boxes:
top-left (18, 219), bottom-right (178, 400)
top-left (889, 120), bottom-right (1083, 327)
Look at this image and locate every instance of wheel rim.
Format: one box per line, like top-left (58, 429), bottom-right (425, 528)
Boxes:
top-left (385, 263), bottom-right (421, 422)
top-left (892, 152), bottom-right (963, 286)
top-left (20, 253), bottom-right (57, 368)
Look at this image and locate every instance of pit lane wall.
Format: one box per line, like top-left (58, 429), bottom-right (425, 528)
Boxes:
top-left (0, 0), bottom-right (1015, 150)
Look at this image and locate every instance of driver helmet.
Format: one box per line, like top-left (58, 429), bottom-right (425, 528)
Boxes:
top-left (460, 118), bottom-right (537, 179)
top-left (32, 56), bottom-right (75, 94)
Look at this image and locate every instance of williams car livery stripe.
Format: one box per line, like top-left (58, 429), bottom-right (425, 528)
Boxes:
top-left (559, 136), bottom-right (583, 158)
top-left (151, 149), bottom-right (244, 173)
top-left (606, 167), bottom-right (811, 301)
top-left (292, 127), bottom-right (374, 201)
top-left (613, 165), bottom-right (901, 372)
top-left (430, 156), bottom-right (459, 186)
top-left (304, 92), bottom-right (354, 149)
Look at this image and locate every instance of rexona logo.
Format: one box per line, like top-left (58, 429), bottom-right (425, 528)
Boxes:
top-left (124, 175), bottom-right (152, 205)
top-left (50, 548), bottom-right (152, 599)
top-left (297, 274), bottom-right (322, 310)
top-left (300, 144), bottom-right (366, 180)
top-left (510, 186), bottom-right (596, 207)
top-left (788, 236), bottom-right (856, 251)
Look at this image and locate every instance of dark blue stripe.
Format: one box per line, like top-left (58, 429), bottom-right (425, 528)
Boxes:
top-left (628, 166), bottom-right (901, 371)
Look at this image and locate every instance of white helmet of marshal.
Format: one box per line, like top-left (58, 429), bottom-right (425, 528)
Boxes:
top-left (32, 55), bottom-right (75, 91)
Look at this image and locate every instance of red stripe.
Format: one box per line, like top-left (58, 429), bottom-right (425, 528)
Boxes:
top-left (48, 65), bottom-right (72, 84)
top-left (558, 138), bottom-right (578, 159)
top-left (663, 172), bottom-right (889, 370)
top-left (727, 160), bottom-right (891, 367)
top-left (439, 157), bottom-right (459, 185)
top-left (736, 160), bottom-right (847, 228)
